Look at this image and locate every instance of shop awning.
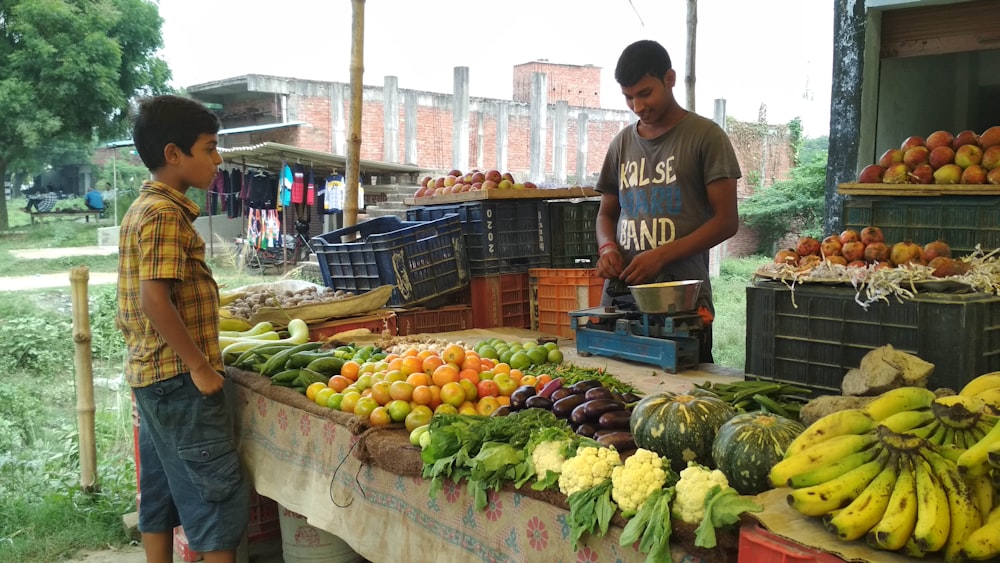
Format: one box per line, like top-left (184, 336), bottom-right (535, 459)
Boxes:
top-left (217, 141), bottom-right (425, 177)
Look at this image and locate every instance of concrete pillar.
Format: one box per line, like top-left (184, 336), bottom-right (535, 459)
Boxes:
top-left (709, 98), bottom-right (729, 278)
top-left (452, 66), bottom-right (470, 171)
top-left (329, 83), bottom-right (346, 155)
top-left (552, 101), bottom-right (568, 184)
top-left (713, 98), bottom-right (727, 131)
top-left (529, 72), bottom-right (547, 183)
top-left (576, 112), bottom-right (589, 185)
top-left (404, 90), bottom-right (418, 165)
top-left (496, 102), bottom-right (509, 172)
top-left (383, 76), bottom-right (399, 163)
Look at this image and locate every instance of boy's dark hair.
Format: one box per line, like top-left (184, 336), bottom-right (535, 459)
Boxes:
top-left (133, 95), bottom-right (221, 171)
top-left (614, 40), bottom-right (673, 88)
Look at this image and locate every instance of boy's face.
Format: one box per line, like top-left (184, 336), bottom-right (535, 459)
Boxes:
top-left (621, 69), bottom-right (677, 127)
top-left (168, 133), bottom-right (223, 190)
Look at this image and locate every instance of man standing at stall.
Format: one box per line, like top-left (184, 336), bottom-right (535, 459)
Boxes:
top-left (594, 39), bottom-right (742, 363)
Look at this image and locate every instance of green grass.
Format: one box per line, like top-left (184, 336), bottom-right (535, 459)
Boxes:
top-left (710, 255), bottom-right (764, 371)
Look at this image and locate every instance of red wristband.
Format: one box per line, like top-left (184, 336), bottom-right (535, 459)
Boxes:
top-left (598, 242), bottom-right (618, 256)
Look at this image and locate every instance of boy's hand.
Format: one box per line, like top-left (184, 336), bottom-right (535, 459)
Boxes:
top-left (597, 248), bottom-right (624, 279)
top-left (191, 366), bottom-right (225, 396)
top-left (620, 248), bottom-right (666, 285)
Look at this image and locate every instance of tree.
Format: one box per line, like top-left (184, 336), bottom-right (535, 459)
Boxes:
top-left (0, 0), bottom-right (170, 230)
top-left (740, 134), bottom-right (830, 254)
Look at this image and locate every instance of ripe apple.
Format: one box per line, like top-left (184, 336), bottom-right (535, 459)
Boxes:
top-left (878, 148), bottom-right (904, 168)
top-left (900, 135), bottom-right (925, 152)
top-left (858, 164), bottom-right (885, 183)
top-left (929, 146), bottom-right (955, 170)
top-left (910, 164), bottom-right (934, 184)
top-left (933, 164), bottom-right (963, 184)
top-left (903, 146), bottom-right (929, 168)
top-left (434, 177), bottom-right (446, 189)
top-left (512, 183), bottom-right (525, 190)
top-left (443, 175), bottom-right (458, 188)
top-left (485, 169), bottom-right (503, 183)
top-left (982, 146), bottom-right (1000, 171)
top-left (470, 171), bottom-right (486, 184)
top-left (961, 164), bottom-right (987, 184)
top-left (463, 173), bottom-right (473, 183)
top-left (501, 172), bottom-right (515, 183)
top-left (882, 163), bottom-right (910, 184)
top-left (988, 167), bottom-right (1000, 185)
top-left (447, 169), bottom-right (463, 178)
top-left (523, 181), bottom-right (538, 189)
top-left (980, 126), bottom-right (1000, 150)
top-left (952, 130), bottom-right (979, 150)
top-left (492, 374), bottom-right (517, 397)
top-left (421, 176), bottom-right (433, 188)
top-left (955, 145), bottom-right (983, 168)
top-left (925, 130), bottom-right (954, 151)
top-left (481, 180), bottom-right (498, 190)
top-left (471, 182), bottom-right (483, 190)
top-left (497, 179), bottom-right (512, 190)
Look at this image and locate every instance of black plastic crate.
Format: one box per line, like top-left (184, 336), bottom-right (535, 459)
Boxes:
top-left (746, 281), bottom-right (1000, 393)
top-left (842, 196), bottom-right (1000, 257)
top-left (311, 215), bottom-right (470, 307)
top-left (548, 200), bottom-right (600, 268)
top-left (405, 205), bottom-right (461, 222)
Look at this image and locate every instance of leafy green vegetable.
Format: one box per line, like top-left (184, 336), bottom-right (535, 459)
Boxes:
top-left (522, 363), bottom-right (640, 394)
top-left (620, 486), bottom-right (675, 563)
top-left (693, 485), bottom-right (763, 548)
top-left (567, 479), bottom-right (616, 550)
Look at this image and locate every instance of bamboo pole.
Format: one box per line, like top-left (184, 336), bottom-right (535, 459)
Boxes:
top-left (685, 0), bottom-right (697, 112)
top-left (70, 266), bottom-right (98, 493)
top-left (344, 0), bottom-right (366, 229)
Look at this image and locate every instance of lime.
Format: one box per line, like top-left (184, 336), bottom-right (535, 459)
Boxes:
top-left (326, 392), bottom-right (345, 410)
top-left (479, 345), bottom-right (499, 360)
top-left (544, 342), bottom-right (559, 351)
top-left (546, 349), bottom-right (564, 364)
top-left (527, 347), bottom-right (549, 365)
top-left (499, 350), bottom-right (514, 365)
top-left (522, 341), bottom-right (537, 349)
top-left (509, 352), bottom-right (532, 370)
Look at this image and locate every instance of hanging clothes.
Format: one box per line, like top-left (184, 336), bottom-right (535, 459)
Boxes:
top-left (291, 164), bottom-right (306, 204)
top-left (248, 170), bottom-right (277, 210)
top-left (228, 169), bottom-right (243, 218)
top-left (323, 174), bottom-right (345, 214)
top-left (278, 163), bottom-right (293, 210)
top-left (306, 168), bottom-right (316, 206)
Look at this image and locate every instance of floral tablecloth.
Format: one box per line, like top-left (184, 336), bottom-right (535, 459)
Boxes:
top-left (231, 373), bottom-right (703, 563)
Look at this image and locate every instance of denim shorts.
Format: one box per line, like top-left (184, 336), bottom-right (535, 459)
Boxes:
top-left (133, 373), bottom-right (249, 552)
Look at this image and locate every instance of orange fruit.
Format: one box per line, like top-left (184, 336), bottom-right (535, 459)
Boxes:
top-left (422, 354), bottom-right (445, 374)
top-left (406, 372), bottom-right (430, 387)
top-left (340, 361), bottom-right (361, 382)
top-left (458, 369), bottom-right (480, 385)
top-left (306, 382), bottom-right (327, 401)
top-left (458, 379), bottom-right (478, 402)
top-left (493, 362), bottom-right (511, 375)
top-left (496, 395), bottom-right (510, 407)
top-left (428, 385), bottom-right (442, 409)
top-left (480, 358), bottom-right (496, 370)
top-left (389, 381), bottom-right (415, 402)
top-left (370, 381), bottom-right (392, 405)
top-left (416, 349), bottom-right (436, 361)
top-left (385, 369), bottom-right (407, 383)
top-left (368, 406), bottom-right (392, 426)
top-left (328, 375), bottom-right (352, 393)
top-left (461, 354), bottom-right (482, 372)
top-left (536, 374), bottom-right (552, 388)
top-left (354, 396), bottom-right (379, 419)
top-left (434, 403), bottom-right (458, 415)
top-left (432, 364), bottom-right (460, 387)
top-left (440, 381), bottom-right (465, 407)
top-left (402, 347), bottom-right (419, 358)
top-left (405, 405), bottom-right (433, 432)
top-left (387, 358), bottom-right (404, 372)
top-left (458, 401), bottom-right (478, 416)
top-left (441, 344), bottom-right (466, 366)
top-left (315, 387), bottom-right (335, 407)
top-left (386, 399), bottom-right (411, 423)
top-left (519, 375), bottom-right (538, 388)
top-left (400, 356), bottom-right (424, 376)
top-left (476, 396), bottom-right (501, 416)
top-left (340, 391), bottom-right (361, 414)
top-left (411, 385), bottom-right (433, 406)
top-left (509, 369), bottom-right (524, 383)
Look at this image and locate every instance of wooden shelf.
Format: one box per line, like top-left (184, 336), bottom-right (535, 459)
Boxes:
top-left (404, 186), bottom-right (599, 206)
top-left (838, 183), bottom-right (1000, 196)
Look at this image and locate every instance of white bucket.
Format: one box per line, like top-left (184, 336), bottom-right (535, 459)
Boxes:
top-left (277, 505), bottom-right (364, 563)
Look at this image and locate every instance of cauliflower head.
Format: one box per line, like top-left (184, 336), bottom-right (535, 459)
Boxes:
top-left (558, 446), bottom-right (622, 497)
top-left (531, 439), bottom-right (570, 481)
top-left (611, 448), bottom-right (667, 514)
top-left (672, 462), bottom-right (730, 524)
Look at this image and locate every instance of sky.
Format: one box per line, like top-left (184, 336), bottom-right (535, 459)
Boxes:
top-left (158, 0), bottom-right (834, 137)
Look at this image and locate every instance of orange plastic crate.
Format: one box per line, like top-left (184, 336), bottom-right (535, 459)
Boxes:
top-left (396, 305), bottom-right (474, 335)
top-left (307, 311), bottom-right (397, 340)
top-left (470, 273), bottom-right (531, 329)
top-left (738, 524), bottom-right (844, 563)
top-left (528, 268), bottom-right (604, 338)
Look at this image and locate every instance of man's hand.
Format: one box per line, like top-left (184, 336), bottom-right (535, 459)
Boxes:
top-left (190, 365), bottom-right (225, 396)
top-left (596, 248), bottom-right (625, 280)
top-left (620, 247), bottom-right (667, 285)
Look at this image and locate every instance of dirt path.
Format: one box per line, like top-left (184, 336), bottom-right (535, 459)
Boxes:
top-left (1, 246), bottom-right (118, 292)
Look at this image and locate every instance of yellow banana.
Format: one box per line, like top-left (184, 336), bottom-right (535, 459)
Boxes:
top-left (965, 472), bottom-right (995, 522)
top-left (868, 455), bottom-right (919, 551)
top-left (974, 387), bottom-right (1000, 415)
top-left (879, 408), bottom-right (936, 434)
top-left (926, 421), bottom-right (949, 447)
top-left (961, 513), bottom-right (1000, 560)
top-left (787, 448), bottom-right (889, 517)
top-left (960, 371), bottom-right (1000, 397)
top-left (902, 536), bottom-right (929, 559)
top-left (826, 452), bottom-right (899, 541)
top-left (988, 441), bottom-right (1000, 470)
top-left (219, 317), bottom-right (253, 332)
top-left (784, 408), bottom-right (875, 458)
top-left (938, 443), bottom-right (966, 463)
top-left (219, 290), bottom-right (246, 307)
top-left (787, 444), bottom-right (883, 488)
top-left (220, 321), bottom-right (275, 339)
top-left (922, 448), bottom-right (983, 562)
top-left (941, 426), bottom-right (957, 448)
top-left (770, 433), bottom-right (878, 487)
top-left (933, 394), bottom-right (987, 429)
top-left (864, 387), bottom-right (937, 421)
top-left (957, 418), bottom-right (1000, 477)
top-left (913, 457), bottom-right (950, 553)
top-left (877, 424), bottom-right (929, 453)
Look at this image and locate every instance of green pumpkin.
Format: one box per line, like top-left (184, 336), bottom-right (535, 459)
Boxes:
top-left (712, 412), bottom-right (805, 495)
top-left (629, 389), bottom-right (735, 473)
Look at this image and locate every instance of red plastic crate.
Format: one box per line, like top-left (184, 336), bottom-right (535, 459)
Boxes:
top-left (470, 273), bottom-right (531, 329)
top-left (173, 527), bottom-right (203, 562)
top-left (528, 268), bottom-right (604, 338)
top-left (307, 311), bottom-right (397, 340)
top-left (396, 305), bottom-right (474, 335)
top-left (247, 490), bottom-right (281, 543)
top-left (738, 524), bottom-right (844, 563)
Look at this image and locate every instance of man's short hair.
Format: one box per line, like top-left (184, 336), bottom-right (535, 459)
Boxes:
top-left (132, 95), bottom-right (221, 172)
top-left (614, 40), bottom-right (673, 88)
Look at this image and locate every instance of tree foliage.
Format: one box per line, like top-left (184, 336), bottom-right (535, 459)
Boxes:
top-left (740, 134), bottom-right (829, 254)
top-left (0, 0), bottom-right (170, 230)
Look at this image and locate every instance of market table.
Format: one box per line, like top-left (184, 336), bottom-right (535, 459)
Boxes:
top-left (229, 329), bottom-right (743, 563)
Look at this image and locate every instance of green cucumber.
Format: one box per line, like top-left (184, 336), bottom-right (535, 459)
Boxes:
top-left (286, 350), bottom-right (337, 369)
top-left (305, 356), bottom-right (346, 376)
top-left (260, 342), bottom-right (322, 376)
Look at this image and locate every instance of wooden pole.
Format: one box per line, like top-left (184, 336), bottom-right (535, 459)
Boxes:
top-left (685, 0), bottom-right (697, 112)
top-left (70, 266), bottom-right (98, 493)
top-left (344, 0), bottom-right (366, 229)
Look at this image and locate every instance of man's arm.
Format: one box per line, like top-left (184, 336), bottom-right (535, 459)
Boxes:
top-left (620, 178), bottom-right (739, 285)
top-left (595, 192), bottom-right (625, 280)
top-left (140, 279), bottom-right (224, 395)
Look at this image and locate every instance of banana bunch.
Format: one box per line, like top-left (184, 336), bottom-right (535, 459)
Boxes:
top-left (769, 383), bottom-right (1000, 562)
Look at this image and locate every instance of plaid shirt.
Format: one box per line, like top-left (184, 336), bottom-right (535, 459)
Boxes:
top-left (36, 192), bottom-right (57, 212)
top-left (117, 181), bottom-right (222, 387)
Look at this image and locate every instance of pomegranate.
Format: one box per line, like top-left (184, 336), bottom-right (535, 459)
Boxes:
top-left (860, 226), bottom-right (884, 245)
top-left (839, 229), bottom-right (860, 245)
top-left (774, 249), bottom-right (799, 265)
top-left (847, 260), bottom-right (868, 268)
top-left (864, 241), bottom-right (890, 263)
top-left (928, 256), bottom-right (961, 278)
top-left (873, 261), bottom-right (893, 270)
top-left (798, 254), bottom-right (822, 270)
top-left (820, 235), bottom-right (842, 257)
top-left (825, 255), bottom-right (848, 266)
top-left (842, 241), bottom-right (866, 262)
top-left (922, 240), bottom-right (952, 262)
top-left (796, 236), bottom-right (821, 257)
top-left (889, 240), bottom-right (923, 267)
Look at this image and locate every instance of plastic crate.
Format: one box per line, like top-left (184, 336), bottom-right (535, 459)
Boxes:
top-left (405, 204), bottom-right (462, 222)
top-left (738, 524), bottom-right (843, 563)
top-left (547, 200), bottom-right (600, 268)
top-left (842, 195), bottom-right (1000, 256)
top-left (528, 268), bottom-right (605, 338)
top-left (461, 200), bottom-right (550, 275)
top-left (307, 312), bottom-right (397, 340)
top-left (247, 490), bottom-right (281, 543)
top-left (746, 281), bottom-right (1000, 393)
top-left (311, 215), bottom-right (470, 307)
top-left (470, 273), bottom-right (531, 329)
top-left (173, 527), bottom-right (202, 562)
top-left (395, 305), bottom-right (474, 335)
